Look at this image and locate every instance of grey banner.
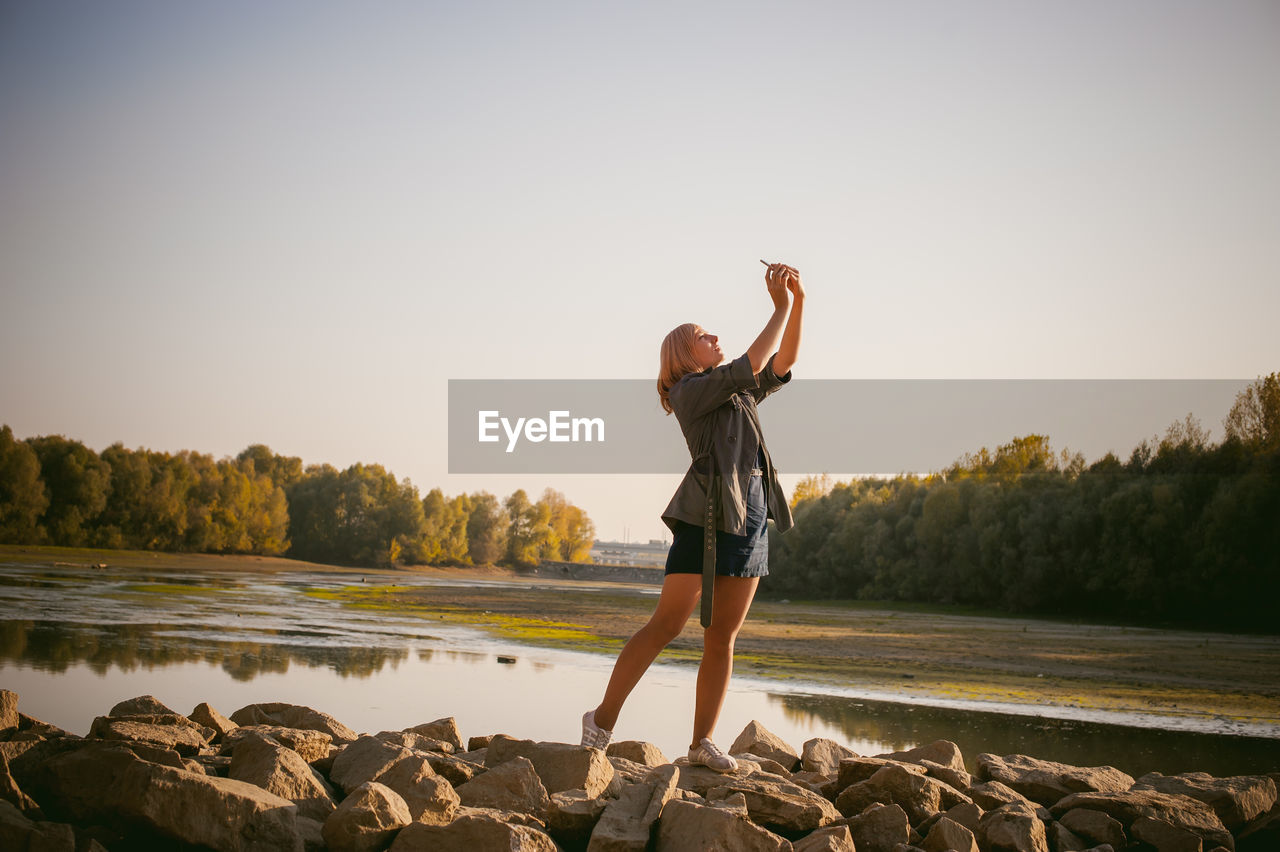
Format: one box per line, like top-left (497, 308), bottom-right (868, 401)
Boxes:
top-left (448, 379), bottom-right (1250, 474)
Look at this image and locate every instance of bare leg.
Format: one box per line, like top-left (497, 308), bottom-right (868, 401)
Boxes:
top-left (691, 575), bottom-right (760, 749)
top-left (592, 573), bottom-right (701, 731)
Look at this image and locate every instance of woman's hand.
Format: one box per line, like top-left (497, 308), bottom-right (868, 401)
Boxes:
top-left (765, 263), bottom-right (791, 311)
top-left (785, 265), bottom-right (804, 300)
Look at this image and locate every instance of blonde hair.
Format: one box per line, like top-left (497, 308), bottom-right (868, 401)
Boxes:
top-left (657, 323), bottom-right (707, 414)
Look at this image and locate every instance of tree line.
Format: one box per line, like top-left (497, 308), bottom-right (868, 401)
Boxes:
top-left (0, 436), bottom-right (595, 569)
top-left (772, 373), bottom-right (1280, 630)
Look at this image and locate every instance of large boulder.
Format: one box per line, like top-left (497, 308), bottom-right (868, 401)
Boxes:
top-left (547, 789), bottom-right (609, 850)
top-left (1133, 771), bottom-right (1277, 830)
top-left (371, 754), bottom-right (459, 825)
top-left (673, 758), bottom-right (760, 797)
top-left (229, 733), bottom-right (337, 822)
top-left (376, 730), bottom-right (455, 754)
top-left (968, 781), bottom-right (1035, 811)
top-left (389, 811), bottom-right (558, 850)
top-left (730, 721), bottom-right (801, 772)
top-left (834, 802), bottom-right (910, 852)
top-left (21, 740), bottom-right (303, 851)
top-left (587, 764), bottom-right (679, 851)
top-left (424, 752), bottom-right (486, 786)
top-left (0, 691), bottom-right (18, 737)
top-left (977, 800), bottom-right (1048, 852)
top-left (707, 772), bottom-right (842, 838)
top-left (221, 725), bottom-right (334, 763)
top-left (836, 757), bottom-right (926, 791)
top-left (455, 756), bottom-right (551, 819)
top-left (879, 741), bottom-right (966, 775)
top-left (922, 815), bottom-right (979, 852)
top-left (322, 781), bottom-right (411, 852)
top-left (0, 799), bottom-right (75, 851)
top-left (190, 702), bottom-right (239, 740)
top-left (88, 715), bottom-right (212, 756)
top-left (655, 797), bottom-right (792, 851)
top-left (1051, 790), bottom-right (1233, 852)
top-left (836, 764), bottom-right (960, 824)
top-left (1058, 807), bottom-right (1127, 849)
top-left (976, 754), bottom-right (1135, 807)
top-left (330, 736), bottom-right (415, 795)
top-left (486, 735), bottom-right (615, 798)
top-left (403, 717), bottom-right (464, 751)
top-left (801, 739), bottom-right (859, 777)
top-left (606, 741), bottom-right (668, 768)
top-left (0, 753), bottom-right (42, 817)
top-left (230, 702), bottom-right (358, 744)
top-left (792, 824), bottom-right (854, 852)
top-left (109, 694), bottom-right (180, 716)
top-left (1130, 815), bottom-right (1207, 852)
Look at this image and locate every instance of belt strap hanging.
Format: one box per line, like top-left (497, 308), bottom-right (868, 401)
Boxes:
top-left (700, 452), bottom-right (718, 629)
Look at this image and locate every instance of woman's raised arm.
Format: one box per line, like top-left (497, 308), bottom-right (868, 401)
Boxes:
top-left (746, 264), bottom-right (791, 373)
top-left (773, 268), bottom-right (804, 375)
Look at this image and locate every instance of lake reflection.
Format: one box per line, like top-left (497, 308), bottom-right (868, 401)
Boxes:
top-left (1, 561), bottom-right (1278, 777)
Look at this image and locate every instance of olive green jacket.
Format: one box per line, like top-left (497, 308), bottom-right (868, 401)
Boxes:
top-left (660, 351), bottom-right (795, 539)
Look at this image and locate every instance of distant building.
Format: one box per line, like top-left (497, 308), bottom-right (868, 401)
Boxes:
top-left (591, 538), bottom-right (670, 567)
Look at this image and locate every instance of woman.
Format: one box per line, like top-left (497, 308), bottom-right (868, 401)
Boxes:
top-left (581, 261), bottom-right (805, 773)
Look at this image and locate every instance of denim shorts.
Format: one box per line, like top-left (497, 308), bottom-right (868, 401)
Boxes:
top-left (664, 472), bottom-right (769, 579)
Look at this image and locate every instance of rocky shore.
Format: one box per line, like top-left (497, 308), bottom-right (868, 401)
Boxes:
top-left (0, 689), bottom-right (1276, 852)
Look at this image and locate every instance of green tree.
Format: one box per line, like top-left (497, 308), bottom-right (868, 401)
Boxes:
top-left (25, 434), bottom-right (110, 546)
top-left (0, 425), bottom-right (47, 543)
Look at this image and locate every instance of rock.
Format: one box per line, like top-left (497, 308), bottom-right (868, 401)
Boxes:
top-left (1131, 815), bottom-right (1207, 852)
top-left (221, 725), bottom-right (334, 763)
top-left (16, 712), bottom-right (71, 739)
top-left (1059, 808), bottom-right (1127, 849)
top-left (655, 797), bottom-right (792, 851)
top-left (607, 740), bottom-right (669, 767)
top-left (587, 764), bottom-right (679, 851)
top-left (837, 757), bottom-right (927, 791)
top-left (978, 800), bottom-right (1048, 852)
top-left (711, 791), bottom-right (751, 815)
top-left (468, 735), bottom-right (493, 751)
top-left (739, 754), bottom-right (796, 779)
top-left (793, 824), bottom-right (855, 851)
top-left (836, 802), bottom-right (911, 852)
top-left (330, 736), bottom-right (415, 795)
top-left (880, 741), bottom-right (966, 775)
top-left (0, 753), bottom-right (42, 817)
top-left (672, 757), bottom-right (761, 796)
top-left (229, 733), bottom-right (338, 822)
top-left (0, 799), bottom-right (75, 851)
top-left (730, 720), bottom-right (801, 772)
top-left (297, 815), bottom-right (326, 851)
top-left (454, 803), bottom-right (549, 829)
top-left (230, 702), bottom-right (358, 744)
top-left (25, 740), bottom-right (303, 851)
top-left (802, 739), bottom-right (859, 777)
top-left (836, 764), bottom-right (964, 824)
top-left (708, 771), bottom-right (843, 837)
top-left (609, 755), bottom-right (653, 785)
top-left (190, 702), bottom-right (239, 740)
top-left (424, 752), bottom-right (485, 786)
top-left (922, 815), bottom-right (979, 852)
top-left (1046, 819), bottom-right (1089, 852)
top-left (322, 781), bottom-right (411, 852)
top-left (89, 716), bottom-right (211, 756)
top-left (456, 756), bottom-right (551, 819)
top-left (109, 694), bottom-right (179, 716)
top-left (375, 730), bottom-right (455, 754)
top-left (969, 780), bottom-right (1034, 810)
top-left (921, 759), bottom-right (972, 791)
top-left (977, 754), bottom-right (1135, 808)
top-left (944, 801), bottom-right (984, 833)
top-left (547, 789), bottom-right (608, 850)
top-left (1051, 790), bottom-right (1233, 852)
top-left (372, 754), bottom-right (459, 825)
top-left (0, 691), bottom-right (17, 737)
top-left (389, 811), bottom-right (558, 850)
top-left (486, 735), bottom-right (615, 798)
top-left (404, 717), bottom-right (464, 751)
top-left (1133, 772), bottom-right (1277, 830)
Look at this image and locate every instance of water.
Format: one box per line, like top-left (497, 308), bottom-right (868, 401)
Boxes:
top-left (1, 561), bottom-right (1278, 778)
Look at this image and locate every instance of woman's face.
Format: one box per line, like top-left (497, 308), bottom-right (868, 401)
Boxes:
top-left (692, 326), bottom-right (723, 370)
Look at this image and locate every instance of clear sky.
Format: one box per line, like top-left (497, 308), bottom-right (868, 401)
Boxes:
top-left (2, 1), bottom-right (1277, 544)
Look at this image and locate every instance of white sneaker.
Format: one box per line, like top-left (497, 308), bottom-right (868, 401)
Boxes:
top-left (688, 737), bottom-right (738, 773)
top-left (581, 710), bottom-right (613, 750)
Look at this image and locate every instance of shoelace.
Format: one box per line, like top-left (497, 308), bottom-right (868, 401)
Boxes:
top-left (697, 740), bottom-right (726, 759)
